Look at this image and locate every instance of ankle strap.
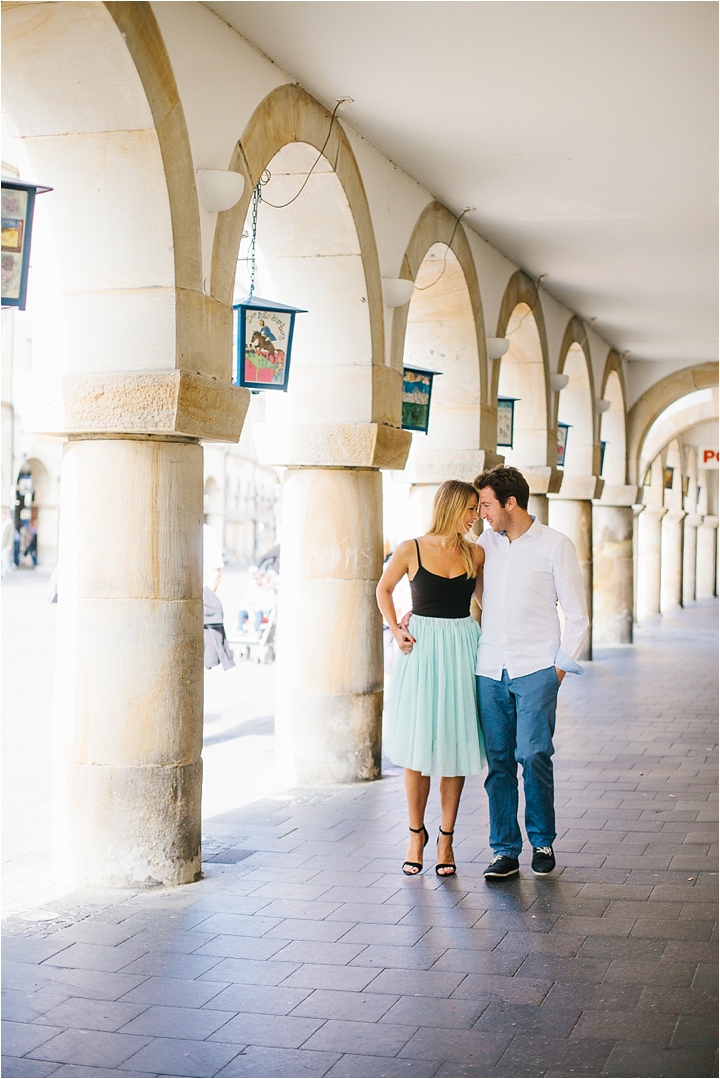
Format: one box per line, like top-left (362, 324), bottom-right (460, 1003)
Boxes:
top-left (409, 825), bottom-right (426, 833)
top-left (438, 826), bottom-right (454, 835)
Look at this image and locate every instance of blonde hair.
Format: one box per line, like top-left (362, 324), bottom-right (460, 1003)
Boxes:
top-left (427, 480), bottom-right (477, 578)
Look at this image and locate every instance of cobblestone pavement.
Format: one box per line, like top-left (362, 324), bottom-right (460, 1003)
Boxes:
top-left (2, 600), bottom-right (717, 1078)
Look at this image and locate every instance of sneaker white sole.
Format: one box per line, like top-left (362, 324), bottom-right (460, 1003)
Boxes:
top-left (484, 869), bottom-right (519, 878)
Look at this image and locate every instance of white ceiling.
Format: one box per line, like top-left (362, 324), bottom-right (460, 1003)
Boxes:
top-left (205, 1), bottom-right (717, 366)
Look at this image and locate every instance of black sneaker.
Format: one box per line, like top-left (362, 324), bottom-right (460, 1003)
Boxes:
top-left (483, 854), bottom-right (520, 879)
top-left (531, 846), bottom-right (556, 875)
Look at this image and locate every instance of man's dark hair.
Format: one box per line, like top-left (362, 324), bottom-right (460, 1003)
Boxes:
top-left (473, 466), bottom-right (530, 510)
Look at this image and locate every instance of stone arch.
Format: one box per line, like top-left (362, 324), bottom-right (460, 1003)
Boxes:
top-left (212, 84), bottom-right (384, 397)
top-left (640, 390), bottom-right (719, 476)
top-left (627, 362), bottom-right (719, 485)
top-left (599, 350), bottom-right (628, 487)
top-left (20, 455), bottom-right (58, 566)
top-left (3, 1), bottom-right (206, 379)
top-left (390, 201), bottom-right (487, 404)
top-left (556, 317), bottom-right (597, 479)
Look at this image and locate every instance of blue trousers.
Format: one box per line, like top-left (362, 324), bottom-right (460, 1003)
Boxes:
top-left (477, 667), bottom-right (559, 858)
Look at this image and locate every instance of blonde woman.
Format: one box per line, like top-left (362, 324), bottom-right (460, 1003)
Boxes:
top-left (377, 480), bottom-right (485, 877)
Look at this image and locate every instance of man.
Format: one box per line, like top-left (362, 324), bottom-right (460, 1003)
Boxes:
top-left (474, 466), bottom-right (589, 879)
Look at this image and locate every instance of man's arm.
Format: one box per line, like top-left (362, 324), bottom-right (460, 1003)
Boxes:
top-left (553, 536), bottom-right (590, 679)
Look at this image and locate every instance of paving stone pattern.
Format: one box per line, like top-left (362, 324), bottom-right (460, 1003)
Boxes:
top-left (2, 603), bottom-right (717, 1078)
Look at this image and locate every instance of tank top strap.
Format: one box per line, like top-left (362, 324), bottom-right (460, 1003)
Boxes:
top-left (413, 538), bottom-right (422, 567)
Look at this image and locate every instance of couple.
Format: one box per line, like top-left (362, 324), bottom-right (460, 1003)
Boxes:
top-left (376, 466), bottom-right (589, 879)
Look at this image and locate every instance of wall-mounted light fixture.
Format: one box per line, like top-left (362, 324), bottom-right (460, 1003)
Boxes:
top-left (383, 278), bottom-right (415, 307)
top-left (596, 399), bottom-right (611, 413)
top-left (550, 373), bottom-right (570, 392)
top-left (486, 337), bottom-right (510, 361)
top-left (196, 169), bottom-right (245, 213)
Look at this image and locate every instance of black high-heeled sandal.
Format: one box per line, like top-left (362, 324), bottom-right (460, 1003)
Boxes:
top-left (436, 826), bottom-right (457, 876)
top-left (402, 825), bottom-right (429, 875)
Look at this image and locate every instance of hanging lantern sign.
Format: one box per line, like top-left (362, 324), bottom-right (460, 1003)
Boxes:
top-left (497, 396), bottom-right (519, 449)
top-left (2, 178), bottom-right (52, 311)
top-left (233, 295), bottom-right (307, 392)
top-left (663, 465), bottom-right (674, 491)
top-left (599, 440), bottom-right (607, 476)
top-left (402, 364), bottom-right (441, 434)
top-left (557, 422), bottom-right (571, 467)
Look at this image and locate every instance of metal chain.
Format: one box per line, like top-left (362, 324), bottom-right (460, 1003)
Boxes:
top-left (248, 181), bottom-right (262, 297)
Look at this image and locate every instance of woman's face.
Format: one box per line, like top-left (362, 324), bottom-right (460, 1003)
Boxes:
top-left (457, 494), bottom-right (479, 535)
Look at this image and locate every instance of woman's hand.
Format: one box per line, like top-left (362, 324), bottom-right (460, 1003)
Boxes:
top-left (394, 624), bottom-right (416, 654)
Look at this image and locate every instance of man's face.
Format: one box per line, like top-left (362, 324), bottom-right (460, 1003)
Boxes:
top-left (478, 487), bottom-right (514, 532)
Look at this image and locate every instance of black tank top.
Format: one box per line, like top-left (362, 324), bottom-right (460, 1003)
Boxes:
top-left (409, 539), bottom-right (476, 619)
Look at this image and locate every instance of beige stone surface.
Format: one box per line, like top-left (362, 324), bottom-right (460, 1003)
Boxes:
top-left (596, 484), bottom-right (642, 507)
top-left (548, 497), bottom-right (593, 660)
top-left (51, 437), bottom-right (205, 888)
top-left (63, 759), bottom-right (202, 889)
top-left (276, 691), bottom-right (383, 785)
top-left (551, 474), bottom-right (604, 500)
top-left (17, 371), bottom-right (249, 442)
top-left (592, 504), bottom-right (633, 645)
top-left (274, 466), bottom-right (384, 784)
top-left (254, 420), bottom-right (411, 469)
top-left (399, 448), bottom-right (497, 485)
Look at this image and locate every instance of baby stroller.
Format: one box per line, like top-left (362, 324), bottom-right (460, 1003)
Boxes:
top-left (228, 606), bottom-right (277, 664)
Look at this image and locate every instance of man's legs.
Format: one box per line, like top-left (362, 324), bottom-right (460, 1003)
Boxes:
top-left (512, 666), bottom-right (558, 849)
top-left (478, 672), bottom-right (522, 858)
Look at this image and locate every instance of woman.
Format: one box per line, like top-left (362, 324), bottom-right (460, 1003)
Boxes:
top-left (376, 480), bottom-right (485, 877)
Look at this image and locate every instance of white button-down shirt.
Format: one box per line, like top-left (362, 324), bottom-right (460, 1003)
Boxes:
top-left (475, 518), bottom-right (589, 680)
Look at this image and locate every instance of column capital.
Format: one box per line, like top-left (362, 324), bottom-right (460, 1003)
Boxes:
top-left (550, 474), bottom-right (604, 500)
top-left (397, 449), bottom-right (502, 485)
top-left (684, 513), bottom-right (704, 527)
top-left (16, 371), bottom-right (249, 443)
top-left (594, 484), bottom-right (643, 507)
top-left (254, 421), bottom-right (411, 470)
top-left (700, 515), bottom-right (719, 529)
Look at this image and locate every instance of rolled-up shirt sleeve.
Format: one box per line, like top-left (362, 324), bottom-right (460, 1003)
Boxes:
top-left (553, 537), bottom-right (590, 673)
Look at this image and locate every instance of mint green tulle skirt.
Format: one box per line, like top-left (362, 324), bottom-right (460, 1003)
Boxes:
top-left (384, 614), bottom-right (485, 777)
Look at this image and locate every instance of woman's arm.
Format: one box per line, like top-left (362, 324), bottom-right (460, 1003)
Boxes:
top-left (376, 541), bottom-right (416, 654)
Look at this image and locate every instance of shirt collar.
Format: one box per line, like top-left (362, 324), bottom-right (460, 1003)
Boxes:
top-left (498, 514), bottom-right (540, 540)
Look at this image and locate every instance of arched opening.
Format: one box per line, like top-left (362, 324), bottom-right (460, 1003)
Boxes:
top-left (599, 369), bottom-right (626, 486)
top-left (213, 84), bottom-right (399, 787)
top-left (637, 388), bottom-right (719, 618)
top-left (396, 241), bottom-right (482, 536)
top-left (14, 456), bottom-right (57, 567)
top-left (592, 357), bottom-right (633, 646)
top-left (1, 2), bottom-right (238, 891)
top-left (496, 302), bottom-right (548, 471)
top-left (556, 342), bottom-right (595, 479)
top-left (549, 329), bottom-right (597, 659)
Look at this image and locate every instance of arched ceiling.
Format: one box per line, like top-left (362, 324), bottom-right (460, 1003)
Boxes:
top-left (204, 1), bottom-right (717, 368)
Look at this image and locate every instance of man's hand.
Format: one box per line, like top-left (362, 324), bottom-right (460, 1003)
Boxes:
top-left (395, 626), bottom-right (416, 655)
top-left (555, 667), bottom-right (566, 685)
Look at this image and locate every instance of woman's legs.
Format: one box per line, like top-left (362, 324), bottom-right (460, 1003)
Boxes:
top-left (437, 775), bottom-right (465, 873)
top-left (404, 768), bottom-right (431, 871)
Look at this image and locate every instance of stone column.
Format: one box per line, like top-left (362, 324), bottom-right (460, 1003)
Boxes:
top-left (256, 420), bottom-right (411, 786)
top-left (592, 486), bottom-right (640, 645)
top-left (524, 465), bottom-right (564, 526)
top-left (20, 372), bottom-right (249, 890)
top-left (637, 505), bottom-right (667, 618)
top-left (660, 509), bottom-right (686, 612)
top-left (696, 516), bottom-right (718, 598)
top-left (682, 514), bottom-right (702, 605)
top-left (275, 467), bottom-right (384, 784)
top-left (549, 475), bottom-right (602, 661)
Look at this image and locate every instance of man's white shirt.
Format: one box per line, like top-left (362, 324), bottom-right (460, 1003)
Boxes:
top-left (475, 518), bottom-right (589, 680)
